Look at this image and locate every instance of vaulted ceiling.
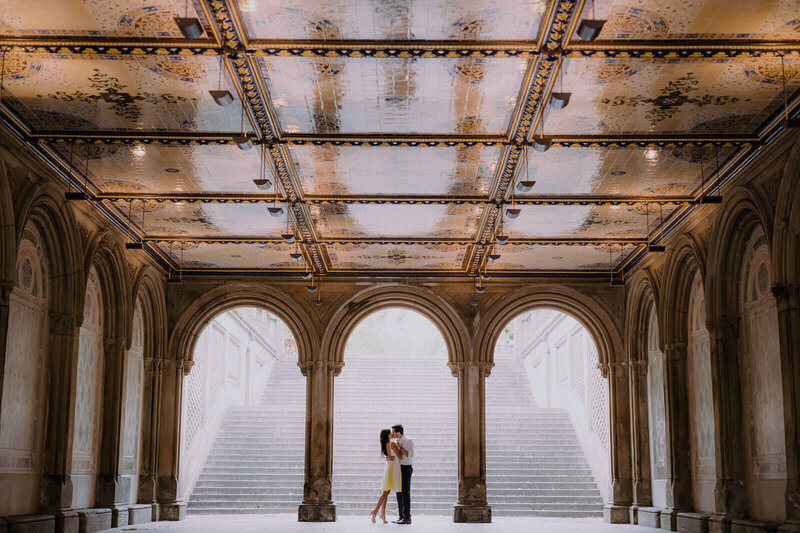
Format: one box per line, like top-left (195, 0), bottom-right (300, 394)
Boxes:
top-left (1, 0), bottom-right (799, 277)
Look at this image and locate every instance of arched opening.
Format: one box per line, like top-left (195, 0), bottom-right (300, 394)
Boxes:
top-left (332, 308), bottom-right (457, 517)
top-left (488, 307), bottom-right (609, 517)
top-left (181, 306), bottom-right (304, 515)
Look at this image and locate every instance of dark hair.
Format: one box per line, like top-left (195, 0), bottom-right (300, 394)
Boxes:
top-left (380, 429), bottom-right (391, 456)
top-left (392, 424), bottom-right (404, 435)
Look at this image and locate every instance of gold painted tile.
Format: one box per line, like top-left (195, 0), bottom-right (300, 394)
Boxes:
top-left (544, 57), bottom-right (800, 135)
top-left (327, 242), bottom-right (465, 271)
top-left (3, 54), bottom-right (247, 132)
top-left (152, 241), bottom-right (302, 269)
top-left (518, 145), bottom-right (737, 196)
top-left (257, 56), bottom-right (526, 134)
top-left (113, 200), bottom-right (288, 236)
top-left (0, 0), bottom-right (199, 38)
top-left (310, 203), bottom-right (482, 239)
top-left (490, 243), bottom-right (637, 270)
top-left (290, 144), bottom-right (499, 196)
top-left (52, 143), bottom-right (269, 194)
top-left (502, 204), bottom-right (680, 239)
top-left (240, 0), bottom-right (547, 41)
top-left (575, 0), bottom-right (800, 41)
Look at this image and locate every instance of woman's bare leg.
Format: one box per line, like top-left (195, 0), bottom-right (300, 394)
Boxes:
top-left (370, 492), bottom-right (384, 522)
top-left (379, 491), bottom-right (390, 523)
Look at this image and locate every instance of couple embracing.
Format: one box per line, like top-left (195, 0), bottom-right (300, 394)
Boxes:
top-left (370, 424), bottom-right (415, 525)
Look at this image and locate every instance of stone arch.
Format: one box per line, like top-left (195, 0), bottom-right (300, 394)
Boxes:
top-left (131, 266), bottom-right (167, 362)
top-left (84, 231), bottom-right (133, 351)
top-left (475, 285), bottom-right (622, 368)
top-left (773, 137), bottom-right (800, 288)
top-left (323, 284), bottom-right (469, 367)
top-left (169, 283), bottom-right (317, 369)
top-left (626, 269), bottom-right (661, 363)
top-left (0, 158), bottom-right (15, 286)
top-left (661, 233), bottom-right (706, 347)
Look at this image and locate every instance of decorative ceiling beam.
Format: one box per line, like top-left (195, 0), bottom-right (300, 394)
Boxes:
top-left (142, 236), bottom-right (650, 246)
top-left (0, 38), bottom-right (219, 55)
top-left (96, 193), bottom-right (696, 205)
top-left (565, 42), bottom-right (800, 58)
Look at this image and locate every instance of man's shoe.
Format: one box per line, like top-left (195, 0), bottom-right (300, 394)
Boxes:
top-left (392, 519), bottom-right (403, 524)
top-left (399, 519), bottom-right (411, 524)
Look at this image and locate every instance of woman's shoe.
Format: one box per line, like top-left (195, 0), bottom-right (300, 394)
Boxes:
top-left (369, 511), bottom-right (377, 524)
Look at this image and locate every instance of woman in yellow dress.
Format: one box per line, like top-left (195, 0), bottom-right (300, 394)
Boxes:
top-left (369, 429), bottom-right (402, 523)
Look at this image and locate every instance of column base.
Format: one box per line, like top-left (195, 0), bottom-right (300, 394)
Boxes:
top-left (4, 514), bottom-right (56, 533)
top-left (453, 504), bottom-right (491, 523)
top-left (677, 512), bottom-right (711, 533)
top-left (298, 503), bottom-right (336, 522)
top-left (53, 510), bottom-right (79, 533)
top-left (660, 508), bottom-right (679, 531)
top-left (127, 504), bottom-right (153, 525)
top-left (730, 519), bottom-right (781, 533)
top-left (640, 507), bottom-right (663, 529)
top-left (604, 504), bottom-right (631, 524)
top-left (75, 508), bottom-right (111, 533)
top-left (709, 513), bottom-right (734, 533)
top-left (159, 501), bottom-right (186, 522)
top-left (778, 521), bottom-right (800, 533)
top-left (108, 504), bottom-right (129, 528)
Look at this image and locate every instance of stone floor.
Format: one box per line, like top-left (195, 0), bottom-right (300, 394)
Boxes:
top-left (108, 515), bottom-right (646, 533)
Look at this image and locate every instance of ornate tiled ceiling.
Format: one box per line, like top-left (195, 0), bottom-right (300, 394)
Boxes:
top-left (1, 0), bottom-right (799, 276)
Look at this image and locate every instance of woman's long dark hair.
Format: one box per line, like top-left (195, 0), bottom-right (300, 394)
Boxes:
top-left (380, 429), bottom-right (391, 456)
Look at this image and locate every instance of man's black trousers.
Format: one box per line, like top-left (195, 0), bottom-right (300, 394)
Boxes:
top-left (396, 465), bottom-right (413, 520)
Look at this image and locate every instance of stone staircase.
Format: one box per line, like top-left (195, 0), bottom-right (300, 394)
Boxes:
top-left (187, 347), bottom-right (603, 517)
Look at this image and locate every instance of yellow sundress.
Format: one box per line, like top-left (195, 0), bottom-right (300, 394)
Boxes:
top-left (381, 444), bottom-right (402, 492)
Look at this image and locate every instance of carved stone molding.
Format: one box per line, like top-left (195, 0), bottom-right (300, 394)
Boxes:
top-left (0, 278), bottom-right (13, 306)
top-left (49, 311), bottom-right (82, 334)
top-left (179, 359), bottom-right (194, 377)
top-left (603, 361), bottom-right (629, 379)
top-left (297, 359), bottom-right (345, 377)
top-left (447, 361), bottom-right (494, 378)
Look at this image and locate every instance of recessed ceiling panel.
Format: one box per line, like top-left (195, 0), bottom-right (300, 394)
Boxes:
top-left (113, 201), bottom-right (287, 236)
top-left (240, 0), bottom-right (547, 41)
top-left (544, 57), bottom-right (800, 135)
top-left (153, 241), bottom-right (302, 269)
top-left (291, 144), bottom-right (500, 196)
top-left (503, 204), bottom-right (680, 239)
top-left (576, 0), bottom-right (800, 41)
top-left (3, 54), bottom-right (245, 132)
top-left (327, 243), bottom-right (465, 271)
top-left (0, 0), bottom-right (198, 37)
top-left (310, 203), bottom-right (481, 239)
top-left (520, 145), bottom-right (738, 196)
top-left (257, 56), bottom-right (526, 134)
top-left (490, 243), bottom-right (638, 271)
top-left (52, 143), bottom-right (268, 194)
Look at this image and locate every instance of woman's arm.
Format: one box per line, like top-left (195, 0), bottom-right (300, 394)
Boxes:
top-left (389, 442), bottom-right (402, 458)
top-left (385, 442), bottom-right (395, 461)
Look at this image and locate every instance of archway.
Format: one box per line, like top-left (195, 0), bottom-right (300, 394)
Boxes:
top-left (486, 307), bottom-right (610, 518)
top-left (332, 308), bottom-right (457, 517)
top-left (181, 306), bottom-right (304, 514)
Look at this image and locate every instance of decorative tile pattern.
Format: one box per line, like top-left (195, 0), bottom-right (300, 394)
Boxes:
top-left (327, 242), bottom-right (465, 270)
top-left (291, 144), bottom-right (499, 196)
top-left (154, 241), bottom-right (303, 269)
top-left (544, 57), bottom-right (800, 135)
top-left (257, 56), bottom-right (527, 134)
top-left (3, 54), bottom-right (245, 132)
top-left (488, 243), bottom-right (636, 271)
top-left (239, 0), bottom-right (548, 41)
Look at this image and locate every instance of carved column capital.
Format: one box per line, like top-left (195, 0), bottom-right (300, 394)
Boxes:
top-left (49, 311), bottom-right (82, 335)
top-left (297, 359), bottom-right (345, 377)
top-left (772, 284), bottom-right (800, 311)
top-left (663, 342), bottom-right (688, 362)
top-left (602, 361), bottom-right (629, 379)
top-left (0, 278), bottom-right (13, 306)
top-left (447, 361), bottom-right (494, 378)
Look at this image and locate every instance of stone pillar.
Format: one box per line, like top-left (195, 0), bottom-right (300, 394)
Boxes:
top-left (660, 342), bottom-right (692, 528)
top-left (0, 279), bottom-right (12, 418)
top-left (138, 357), bottom-right (163, 521)
top-left (450, 361), bottom-right (492, 523)
top-left (629, 359), bottom-right (653, 522)
top-left (773, 285), bottom-right (800, 532)
top-left (297, 359), bottom-right (341, 522)
top-left (97, 337), bottom-right (130, 526)
top-left (40, 312), bottom-right (82, 533)
top-left (156, 358), bottom-right (188, 521)
top-left (707, 318), bottom-right (746, 533)
top-left (604, 361), bottom-right (633, 524)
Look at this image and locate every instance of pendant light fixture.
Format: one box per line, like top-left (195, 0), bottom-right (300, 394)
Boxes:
top-left (517, 145), bottom-right (536, 192)
top-left (281, 210), bottom-right (296, 244)
top-left (505, 185), bottom-right (521, 219)
top-left (644, 203), bottom-right (665, 252)
top-left (609, 245), bottom-right (625, 286)
top-left (125, 200), bottom-right (144, 249)
top-left (253, 148), bottom-right (272, 190)
top-left (267, 175), bottom-right (284, 217)
top-left (532, 107), bottom-right (551, 153)
top-left (306, 274), bottom-right (318, 293)
top-left (65, 143), bottom-right (89, 200)
top-left (698, 151), bottom-right (722, 204)
top-left (234, 102), bottom-right (253, 150)
top-left (487, 244), bottom-right (501, 263)
top-left (174, 0), bottom-right (204, 39)
top-left (576, 0), bottom-right (606, 41)
top-left (475, 276), bottom-right (486, 294)
top-left (209, 54), bottom-right (234, 106)
top-left (549, 58), bottom-right (571, 110)
top-left (780, 54), bottom-right (800, 128)
top-left (495, 217), bottom-right (509, 245)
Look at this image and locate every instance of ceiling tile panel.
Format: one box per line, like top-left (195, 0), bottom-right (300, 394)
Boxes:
top-left (327, 243), bottom-right (465, 271)
top-left (257, 56), bottom-right (527, 134)
top-left (574, 0), bottom-right (800, 41)
top-left (291, 144), bottom-right (499, 196)
top-left (114, 201), bottom-right (287, 236)
top-left (0, 0), bottom-right (198, 37)
top-left (310, 203), bottom-right (482, 239)
top-left (3, 54), bottom-right (245, 132)
top-left (153, 241), bottom-right (302, 270)
top-left (544, 57), bottom-right (800, 135)
top-left (490, 243), bottom-right (638, 271)
top-left (240, 0), bottom-right (547, 41)
top-left (503, 204), bottom-right (680, 239)
top-left (518, 145), bottom-right (738, 196)
top-left (52, 143), bottom-right (268, 194)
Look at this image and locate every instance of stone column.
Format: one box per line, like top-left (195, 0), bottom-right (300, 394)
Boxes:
top-left (629, 359), bottom-right (653, 522)
top-left (773, 285), bottom-right (800, 531)
top-left (97, 337), bottom-right (129, 526)
top-left (40, 311), bottom-right (82, 533)
top-left (0, 279), bottom-right (12, 418)
top-left (707, 318), bottom-right (746, 533)
top-left (297, 359), bottom-right (341, 522)
top-left (450, 361), bottom-right (492, 523)
top-left (138, 357), bottom-right (163, 521)
top-left (604, 361), bottom-right (633, 524)
top-left (156, 358), bottom-right (189, 521)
